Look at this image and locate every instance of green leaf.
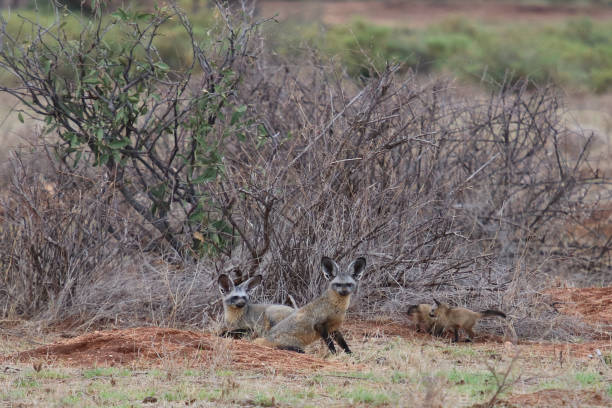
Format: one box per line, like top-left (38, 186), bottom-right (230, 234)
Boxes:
top-left (17, 113), bottom-right (24, 123)
top-left (96, 128), bottom-right (104, 141)
top-left (111, 8), bottom-right (129, 21)
top-left (135, 12), bottom-right (153, 21)
top-left (192, 166), bottom-right (218, 184)
top-left (108, 139), bottom-right (129, 149)
top-left (188, 208), bottom-right (205, 223)
top-left (69, 132), bottom-right (80, 148)
top-left (42, 59), bottom-right (51, 74)
top-left (73, 150), bottom-right (82, 167)
top-left (230, 105), bottom-right (247, 125)
top-left (95, 152), bottom-right (110, 167)
top-left (153, 62), bottom-right (170, 72)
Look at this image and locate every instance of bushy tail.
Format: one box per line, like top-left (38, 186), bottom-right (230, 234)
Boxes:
top-left (480, 309), bottom-right (506, 318)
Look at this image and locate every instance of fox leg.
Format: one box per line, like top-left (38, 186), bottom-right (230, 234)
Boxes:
top-left (453, 327), bottom-right (459, 343)
top-left (314, 323), bottom-right (337, 354)
top-left (464, 327), bottom-right (474, 342)
top-left (332, 331), bottom-right (352, 354)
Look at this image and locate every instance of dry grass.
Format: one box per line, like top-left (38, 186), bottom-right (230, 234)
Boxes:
top-left (1, 320), bottom-right (611, 407)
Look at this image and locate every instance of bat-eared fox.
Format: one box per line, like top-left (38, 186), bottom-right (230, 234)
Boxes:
top-left (255, 256), bottom-right (366, 354)
top-left (429, 299), bottom-right (506, 342)
top-left (218, 274), bottom-right (294, 339)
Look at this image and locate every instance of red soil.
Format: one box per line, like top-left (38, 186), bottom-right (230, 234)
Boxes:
top-left (547, 286), bottom-right (612, 327)
top-left (504, 389), bottom-right (612, 407)
top-left (5, 327), bottom-right (354, 373)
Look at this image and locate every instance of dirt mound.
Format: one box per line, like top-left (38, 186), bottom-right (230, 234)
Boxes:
top-left (548, 287), bottom-right (612, 327)
top-left (5, 327), bottom-right (354, 373)
top-left (502, 389), bottom-right (612, 407)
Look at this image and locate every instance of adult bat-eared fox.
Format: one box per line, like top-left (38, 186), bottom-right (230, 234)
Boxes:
top-left (218, 274), bottom-right (295, 339)
top-left (255, 256), bottom-right (366, 354)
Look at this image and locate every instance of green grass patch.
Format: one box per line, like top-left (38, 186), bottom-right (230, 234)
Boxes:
top-left (444, 369), bottom-right (497, 398)
top-left (344, 386), bottom-right (392, 406)
top-left (391, 371), bottom-right (408, 384)
top-left (59, 392), bottom-right (83, 406)
top-left (575, 371), bottom-right (602, 386)
top-left (163, 389), bottom-right (188, 402)
top-left (531, 379), bottom-right (566, 392)
top-left (34, 369), bottom-right (70, 380)
top-left (197, 388), bottom-right (222, 402)
top-left (440, 346), bottom-right (479, 358)
top-left (215, 369), bottom-right (235, 377)
top-left (252, 392), bottom-right (276, 407)
top-left (98, 388), bottom-right (132, 403)
top-left (82, 367), bottom-right (131, 378)
top-left (13, 376), bottom-right (39, 388)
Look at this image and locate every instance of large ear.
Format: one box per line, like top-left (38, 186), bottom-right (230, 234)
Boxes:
top-left (321, 257), bottom-right (339, 280)
top-left (348, 257), bottom-right (366, 280)
top-left (242, 274), bottom-right (263, 292)
top-left (218, 274), bottom-right (234, 295)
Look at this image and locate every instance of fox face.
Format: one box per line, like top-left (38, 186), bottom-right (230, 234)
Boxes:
top-left (322, 256), bottom-right (366, 297)
top-left (218, 274), bottom-right (263, 309)
top-left (429, 298), bottom-right (449, 319)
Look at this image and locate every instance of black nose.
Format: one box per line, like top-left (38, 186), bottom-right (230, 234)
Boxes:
top-left (235, 299), bottom-right (246, 308)
top-left (338, 289), bottom-right (350, 296)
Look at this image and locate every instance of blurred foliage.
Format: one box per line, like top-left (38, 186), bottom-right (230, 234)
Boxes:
top-left (3, 2), bottom-right (612, 91)
top-left (0, 0), bottom-right (216, 83)
top-left (266, 15), bottom-right (612, 93)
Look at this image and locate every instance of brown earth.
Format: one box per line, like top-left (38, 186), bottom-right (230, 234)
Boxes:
top-left (260, 0), bottom-right (612, 27)
top-left (4, 327), bottom-right (356, 373)
top-left (502, 389), bottom-right (612, 407)
top-left (547, 286), bottom-right (612, 327)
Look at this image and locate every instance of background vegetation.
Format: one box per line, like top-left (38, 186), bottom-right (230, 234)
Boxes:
top-left (5, 1), bottom-right (612, 92)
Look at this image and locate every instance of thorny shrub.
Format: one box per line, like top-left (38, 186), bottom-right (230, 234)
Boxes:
top-left (0, 2), bottom-right (610, 338)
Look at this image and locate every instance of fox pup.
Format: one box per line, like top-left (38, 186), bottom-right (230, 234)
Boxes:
top-left (255, 256), bottom-right (366, 354)
top-left (218, 274), bottom-right (294, 339)
top-left (429, 299), bottom-right (506, 342)
top-left (407, 304), bottom-right (444, 336)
